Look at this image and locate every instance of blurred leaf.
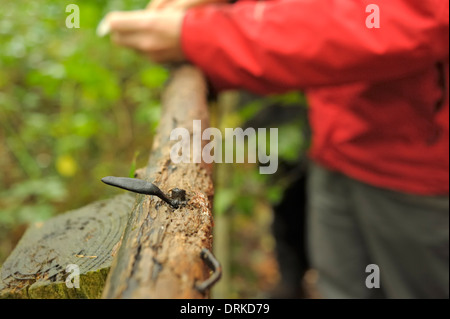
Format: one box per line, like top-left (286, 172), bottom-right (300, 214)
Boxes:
top-left (140, 66), bottom-right (169, 88)
top-left (72, 113), bottom-right (99, 137)
top-left (235, 195), bottom-right (255, 216)
top-left (0, 177), bottom-right (67, 202)
top-left (269, 91), bottom-right (307, 105)
top-left (128, 151), bottom-right (140, 178)
top-left (266, 185), bottom-right (283, 205)
top-left (16, 204), bottom-right (55, 224)
top-left (56, 155), bottom-right (78, 177)
top-left (238, 99), bottom-right (266, 123)
top-left (277, 123), bottom-right (304, 162)
top-left (214, 188), bottom-right (237, 216)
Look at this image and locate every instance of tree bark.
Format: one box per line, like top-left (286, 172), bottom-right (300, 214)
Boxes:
top-left (102, 65), bottom-right (215, 299)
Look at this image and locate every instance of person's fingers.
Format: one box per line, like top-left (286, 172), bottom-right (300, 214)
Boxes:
top-left (108, 9), bottom-right (186, 64)
top-left (107, 10), bottom-right (154, 32)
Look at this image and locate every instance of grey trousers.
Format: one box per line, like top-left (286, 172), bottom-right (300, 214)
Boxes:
top-left (307, 163), bottom-right (449, 299)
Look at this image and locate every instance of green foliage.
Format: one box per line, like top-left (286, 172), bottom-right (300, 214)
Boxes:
top-left (0, 0), bottom-right (167, 241)
top-left (213, 91), bottom-right (310, 217)
top-left (213, 187), bottom-right (237, 216)
top-left (277, 122), bottom-right (307, 162)
top-left (128, 151), bottom-right (140, 178)
top-left (211, 93), bottom-right (310, 297)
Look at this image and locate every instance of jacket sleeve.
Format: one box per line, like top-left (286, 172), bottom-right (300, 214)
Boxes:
top-left (181, 0), bottom-right (449, 94)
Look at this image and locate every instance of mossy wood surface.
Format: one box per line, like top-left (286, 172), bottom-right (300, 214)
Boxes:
top-left (0, 193), bottom-right (134, 299)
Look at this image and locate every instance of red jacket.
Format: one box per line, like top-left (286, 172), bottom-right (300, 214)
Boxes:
top-left (181, 0), bottom-right (449, 195)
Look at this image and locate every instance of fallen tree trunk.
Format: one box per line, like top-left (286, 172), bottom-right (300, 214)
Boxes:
top-left (102, 65), bottom-right (216, 299)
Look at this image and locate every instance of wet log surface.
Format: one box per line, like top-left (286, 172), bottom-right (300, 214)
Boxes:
top-left (0, 194), bottom-right (134, 299)
top-left (102, 65), bottom-right (215, 299)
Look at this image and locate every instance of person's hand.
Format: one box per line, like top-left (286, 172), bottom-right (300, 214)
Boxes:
top-left (106, 9), bottom-right (186, 64)
top-left (147, 0), bottom-right (229, 11)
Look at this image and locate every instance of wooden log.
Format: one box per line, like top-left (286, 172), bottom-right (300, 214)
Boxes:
top-left (102, 65), bottom-right (215, 299)
top-left (0, 194), bottom-right (134, 299)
